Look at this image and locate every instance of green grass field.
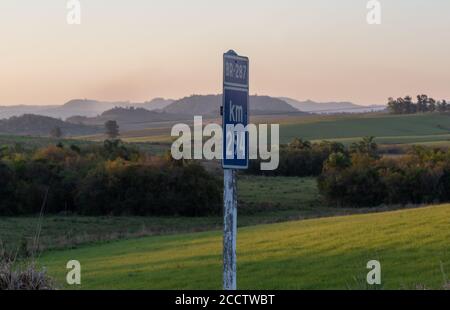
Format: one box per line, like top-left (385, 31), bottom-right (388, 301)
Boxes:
top-left (1, 176), bottom-right (402, 254)
top-left (280, 113), bottom-right (450, 144)
top-left (38, 204), bottom-right (450, 289)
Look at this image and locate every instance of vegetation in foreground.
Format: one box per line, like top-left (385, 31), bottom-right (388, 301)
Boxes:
top-left (0, 249), bottom-right (54, 290)
top-left (39, 204), bottom-right (450, 290)
top-left (0, 139), bottom-right (221, 217)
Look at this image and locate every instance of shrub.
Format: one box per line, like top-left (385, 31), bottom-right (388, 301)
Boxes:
top-left (247, 140), bottom-right (346, 177)
top-left (0, 259), bottom-right (55, 290)
top-left (0, 143), bottom-right (222, 217)
top-left (318, 147), bottom-right (450, 207)
top-left (75, 160), bottom-right (221, 216)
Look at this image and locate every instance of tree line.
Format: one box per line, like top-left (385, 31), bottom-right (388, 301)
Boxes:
top-left (387, 95), bottom-right (449, 114)
top-left (246, 138), bottom-right (349, 177)
top-left (318, 143), bottom-right (450, 207)
top-left (248, 136), bottom-right (450, 207)
top-left (0, 140), bottom-right (221, 216)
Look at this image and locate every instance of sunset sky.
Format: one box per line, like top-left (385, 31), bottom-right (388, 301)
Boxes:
top-left (0, 0), bottom-right (449, 106)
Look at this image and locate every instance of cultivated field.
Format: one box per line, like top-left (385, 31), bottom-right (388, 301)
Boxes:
top-left (38, 204), bottom-right (450, 289)
top-left (78, 112), bottom-right (450, 147)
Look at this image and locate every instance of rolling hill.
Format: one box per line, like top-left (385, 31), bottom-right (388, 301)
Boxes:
top-left (279, 112), bottom-right (450, 144)
top-left (280, 97), bottom-right (386, 114)
top-left (0, 114), bottom-right (100, 136)
top-left (39, 204), bottom-right (450, 289)
top-left (0, 98), bottom-right (174, 120)
top-left (163, 94), bottom-right (300, 117)
top-left (142, 98), bottom-right (175, 110)
top-left (67, 107), bottom-right (191, 131)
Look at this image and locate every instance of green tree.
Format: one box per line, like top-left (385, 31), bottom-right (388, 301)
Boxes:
top-left (288, 138), bottom-right (311, 150)
top-left (104, 120), bottom-right (120, 139)
top-left (50, 126), bottom-right (62, 138)
top-left (350, 136), bottom-right (378, 158)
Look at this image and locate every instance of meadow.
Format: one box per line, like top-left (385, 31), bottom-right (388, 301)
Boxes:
top-left (38, 204), bottom-right (450, 290)
top-left (1, 176), bottom-right (401, 253)
top-left (279, 113), bottom-right (450, 144)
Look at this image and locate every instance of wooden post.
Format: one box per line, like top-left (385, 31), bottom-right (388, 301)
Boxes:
top-left (223, 168), bottom-right (237, 290)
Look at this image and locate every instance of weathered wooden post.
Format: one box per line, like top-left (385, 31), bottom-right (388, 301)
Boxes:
top-left (223, 169), bottom-right (237, 290)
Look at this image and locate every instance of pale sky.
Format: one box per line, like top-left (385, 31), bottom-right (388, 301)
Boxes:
top-left (0, 0), bottom-right (449, 106)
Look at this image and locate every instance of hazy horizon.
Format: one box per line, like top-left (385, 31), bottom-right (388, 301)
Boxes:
top-left (0, 95), bottom-right (389, 108)
top-left (1, 0), bottom-right (449, 106)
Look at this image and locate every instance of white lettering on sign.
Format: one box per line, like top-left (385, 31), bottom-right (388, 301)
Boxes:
top-left (229, 100), bottom-right (243, 123)
top-left (170, 117), bottom-right (279, 171)
top-left (225, 62), bottom-right (247, 81)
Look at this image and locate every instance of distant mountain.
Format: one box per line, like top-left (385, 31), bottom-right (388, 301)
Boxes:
top-left (0, 114), bottom-right (100, 136)
top-left (39, 99), bottom-right (133, 119)
top-left (164, 94), bottom-right (300, 117)
top-left (0, 98), bottom-right (177, 120)
top-left (142, 98), bottom-right (175, 111)
top-left (0, 105), bottom-right (58, 120)
top-left (280, 97), bottom-right (386, 114)
top-left (66, 107), bottom-right (190, 131)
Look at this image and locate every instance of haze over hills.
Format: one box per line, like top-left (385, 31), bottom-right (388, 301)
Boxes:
top-left (0, 100), bottom-right (129, 120)
top-left (280, 97), bottom-right (386, 114)
top-left (0, 95), bottom-right (384, 121)
top-left (65, 95), bottom-right (302, 131)
top-left (0, 99), bottom-right (174, 120)
top-left (67, 107), bottom-right (190, 131)
top-left (142, 98), bottom-right (175, 111)
top-left (0, 94), bottom-right (390, 136)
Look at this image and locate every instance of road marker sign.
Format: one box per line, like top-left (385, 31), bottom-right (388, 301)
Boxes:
top-left (222, 51), bottom-right (249, 170)
top-left (222, 50), bottom-right (249, 291)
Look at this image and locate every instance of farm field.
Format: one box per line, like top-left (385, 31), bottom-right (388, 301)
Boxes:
top-left (38, 204), bottom-right (450, 290)
top-left (78, 113), bottom-right (450, 147)
top-left (279, 113), bottom-right (450, 144)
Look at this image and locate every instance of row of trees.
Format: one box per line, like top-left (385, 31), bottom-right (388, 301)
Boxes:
top-left (318, 146), bottom-right (450, 207)
top-left (49, 120), bottom-right (120, 139)
top-left (387, 95), bottom-right (449, 114)
top-left (247, 137), bottom-right (378, 177)
top-left (0, 141), bottom-right (221, 216)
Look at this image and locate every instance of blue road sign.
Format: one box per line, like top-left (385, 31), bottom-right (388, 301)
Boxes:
top-left (222, 51), bottom-right (249, 170)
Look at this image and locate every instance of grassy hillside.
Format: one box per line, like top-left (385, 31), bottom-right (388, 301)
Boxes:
top-left (3, 177), bottom-right (370, 252)
top-left (39, 204), bottom-right (450, 289)
top-left (280, 113), bottom-right (450, 144)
